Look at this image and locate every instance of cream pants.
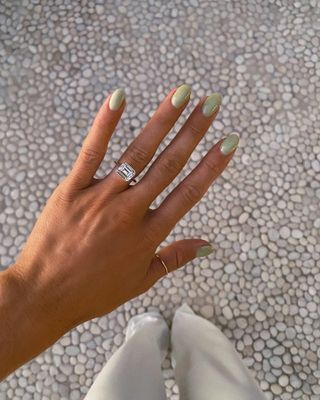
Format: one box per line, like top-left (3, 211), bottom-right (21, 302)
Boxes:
top-left (84, 303), bottom-right (267, 400)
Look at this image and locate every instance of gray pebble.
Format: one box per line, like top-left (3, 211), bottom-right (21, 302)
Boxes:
top-left (65, 346), bottom-right (79, 357)
top-left (223, 306), bottom-right (233, 320)
top-left (279, 227), bottom-right (291, 239)
top-left (200, 305), bottom-right (214, 318)
top-left (255, 310), bottom-right (266, 322)
top-left (270, 356), bottom-right (282, 369)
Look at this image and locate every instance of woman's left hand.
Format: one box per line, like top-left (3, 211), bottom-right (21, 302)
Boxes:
top-left (1, 85), bottom-right (239, 380)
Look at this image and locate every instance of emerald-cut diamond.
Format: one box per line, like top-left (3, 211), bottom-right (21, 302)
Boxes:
top-left (116, 162), bottom-right (136, 181)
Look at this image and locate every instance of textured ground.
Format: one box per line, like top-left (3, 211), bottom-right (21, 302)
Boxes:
top-left (0, 0), bottom-right (320, 399)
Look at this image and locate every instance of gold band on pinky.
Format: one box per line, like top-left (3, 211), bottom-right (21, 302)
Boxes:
top-left (155, 253), bottom-right (169, 275)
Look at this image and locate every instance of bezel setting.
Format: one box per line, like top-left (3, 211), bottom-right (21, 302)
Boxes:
top-left (116, 162), bottom-right (136, 182)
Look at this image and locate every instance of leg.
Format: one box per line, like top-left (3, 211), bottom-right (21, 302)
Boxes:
top-left (171, 303), bottom-right (267, 400)
top-left (84, 311), bottom-right (169, 400)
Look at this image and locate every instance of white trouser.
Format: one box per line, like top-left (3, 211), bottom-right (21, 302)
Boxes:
top-left (84, 303), bottom-right (267, 400)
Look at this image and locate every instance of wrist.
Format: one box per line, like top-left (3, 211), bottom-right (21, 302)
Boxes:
top-left (8, 261), bottom-right (86, 330)
top-left (0, 264), bottom-right (77, 380)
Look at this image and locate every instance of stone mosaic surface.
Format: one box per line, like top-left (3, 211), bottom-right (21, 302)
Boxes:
top-left (0, 0), bottom-right (319, 399)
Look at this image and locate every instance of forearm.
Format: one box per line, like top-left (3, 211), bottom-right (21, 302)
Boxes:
top-left (0, 265), bottom-right (75, 381)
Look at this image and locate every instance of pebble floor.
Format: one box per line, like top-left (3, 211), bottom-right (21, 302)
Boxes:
top-left (0, 1), bottom-right (319, 399)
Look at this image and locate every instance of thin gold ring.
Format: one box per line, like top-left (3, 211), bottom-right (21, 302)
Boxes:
top-left (155, 253), bottom-right (169, 275)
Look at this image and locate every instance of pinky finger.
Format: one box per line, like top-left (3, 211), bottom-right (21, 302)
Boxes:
top-left (144, 239), bottom-right (215, 287)
top-left (67, 89), bottom-right (125, 190)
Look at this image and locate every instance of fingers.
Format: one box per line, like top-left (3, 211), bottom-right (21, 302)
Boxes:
top-left (144, 239), bottom-right (215, 287)
top-left (101, 84), bottom-right (192, 192)
top-left (131, 93), bottom-right (222, 207)
top-left (67, 89), bottom-right (125, 190)
top-left (145, 134), bottom-right (239, 242)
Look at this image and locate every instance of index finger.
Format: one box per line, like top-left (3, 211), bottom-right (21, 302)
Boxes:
top-left (145, 134), bottom-right (239, 242)
top-left (67, 88), bottom-right (126, 190)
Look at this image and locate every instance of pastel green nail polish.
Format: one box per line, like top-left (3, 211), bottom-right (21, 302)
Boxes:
top-left (202, 92), bottom-right (222, 117)
top-left (220, 133), bottom-right (240, 155)
top-left (196, 244), bottom-right (214, 258)
top-left (171, 84), bottom-right (191, 108)
top-left (109, 88), bottom-right (125, 110)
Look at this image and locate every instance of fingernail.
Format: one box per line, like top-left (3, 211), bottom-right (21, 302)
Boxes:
top-left (171, 84), bottom-right (191, 108)
top-left (196, 244), bottom-right (214, 258)
top-left (220, 133), bottom-right (240, 155)
top-left (109, 88), bottom-right (125, 110)
top-left (202, 92), bottom-right (222, 117)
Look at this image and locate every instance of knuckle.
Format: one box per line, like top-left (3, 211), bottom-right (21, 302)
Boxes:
top-left (203, 157), bottom-right (220, 175)
top-left (188, 123), bottom-right (203, 136)
top-left (55, 189), bottom-right (73, 204)
top-left (128, 145), bottom-right (149, 165)
top-left (174, 249), bottom-right (183, 269)
top-left (80, 146), bottom-right (104, 164)
top-left (115, 207), bottom-right (135, 226)
top-left (180, 182), bottom-right (202, 204)
top-left (52, 179), bottom-right (75, 205)
top-left (142, 222), bottom-right (161, 248)
top-left (159, 153), bottom-right (184, 175)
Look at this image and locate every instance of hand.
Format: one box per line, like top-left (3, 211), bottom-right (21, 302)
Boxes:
top-left (9, 84), bottom-right (239, 330)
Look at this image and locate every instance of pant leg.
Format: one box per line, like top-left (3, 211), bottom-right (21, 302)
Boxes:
top-left (84, 321), bottom-right (167, 400)
top-left (171, 303), bottom-right (267, 400)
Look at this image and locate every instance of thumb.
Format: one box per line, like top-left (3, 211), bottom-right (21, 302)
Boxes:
top-left (145, 239), bottom-right (215, 287)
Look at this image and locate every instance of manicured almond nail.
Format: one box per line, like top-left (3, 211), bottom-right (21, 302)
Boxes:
top-left (202, 93), bottom-right (222, 117)
top-left (171, 84), bottom-right (191, 108)
top-left (196, 244), bottom-right (214, 258)
top-left (109, 88), bottom-right (125, 110)
top-left (220, 133), bottom-right (240, 155)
